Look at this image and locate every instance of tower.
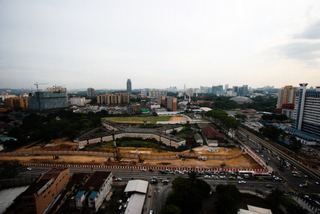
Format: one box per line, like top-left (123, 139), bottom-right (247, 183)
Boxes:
top-left (127, 79), bottom-right (132, 95)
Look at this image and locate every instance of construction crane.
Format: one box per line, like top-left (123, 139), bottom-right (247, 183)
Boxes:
top-left (136, 148), bottom-right (144, 163)
top-left (34, 82), bottom-right (47, 92)
top-left (113, 147), bottom-right (121, 161)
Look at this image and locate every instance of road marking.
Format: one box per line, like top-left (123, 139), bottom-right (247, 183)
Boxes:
top-left (283, 182), bottom-right (295, 193)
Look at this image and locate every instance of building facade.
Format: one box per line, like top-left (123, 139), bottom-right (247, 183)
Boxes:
top-left (87, 88), bottom-right (97, 97)
top-left (127, 79), bottom-right (132, 95)
top-left (16, 168), bottom-right (70, 214)
top-left (292, 84), bottom-right (320, 136)
top-left (77, 171), bottom-right (113, 212)
top-left (28, 89), bottom-right (68, 111)
top-left (97, 93), bottom-right (129, 105)
top-left (277, 85), bottom-right (298, 108)
top-left (70, 97), bottom-right (86, 106)
top-left (166, 96), bottom-right (177, 111)
top-left (4, 97), bottom-right (28, 110)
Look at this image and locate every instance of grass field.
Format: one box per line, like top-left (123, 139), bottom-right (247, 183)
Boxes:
top-left (102, 116), bottom-right (173, 124)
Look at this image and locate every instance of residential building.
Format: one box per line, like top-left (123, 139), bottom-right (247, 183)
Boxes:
top-left (127, 79), bottom-right (132, 95)
top-left (97, 93), bottom-right (129, 105)
top-left (0, 93), bottom-right (16, 102)
top-left (4, 97), bottom-right (28, 110)
top-left (166, 96), bottom-right (177, 111)
top-left (148, 90), bottom-right (159, 98)
top-left (201, 125), bottom-right (224, 147)
top-left (158, 95), bottom-right (166, 106)
top-left (186, 88), bottom-right (194, 98)
top-left (16, 168), bottom-right (70, 214)
top-left (276, 85), bottom-right (298, 108)
top-left (28, 87), bottom-right (68, 111)
top-left (141, 89), bottom-right (147, 98)
top-left (76, 171), bottom-right (113, 212)
top-left (87, 88), bottom-right (97, 98)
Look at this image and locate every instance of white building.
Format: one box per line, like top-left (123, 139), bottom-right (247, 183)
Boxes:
top-left (141, 89), bottom-right (147, 98)
top-left (70, 97), bottom-right (86, 106)
top-left (76, 171), bottom-right (113, 212)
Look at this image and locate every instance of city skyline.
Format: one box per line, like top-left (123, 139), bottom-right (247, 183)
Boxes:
top-left (1, 1), bottom-right (319, 90)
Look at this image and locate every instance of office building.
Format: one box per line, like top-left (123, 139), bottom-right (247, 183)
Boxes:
top-left (28, 87), bottom-right (68, 111)
top-left (148, 90), bottom-right (159, 98)
top-left (87, 88), bottom-right (97, 98)
top-left (186, 88), bottom-right (194, 97)
top-left (292, 84), bottom-right (320, 136)
top-left (166, 96), bottom-right (177, 111)
top-left (16, 168), bottom-right (70, 214)
top-left (4, 97), bottom-right (28, 110)
top-left (127, 79), bottom-right (132, 95)
top-left (211, 85), bottom-right (223, 95)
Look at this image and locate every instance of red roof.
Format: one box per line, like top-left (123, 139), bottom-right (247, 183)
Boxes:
top-left (281, 104), bottom-right (294, 109)
top-left (201, 126), bottom-right (223, 139)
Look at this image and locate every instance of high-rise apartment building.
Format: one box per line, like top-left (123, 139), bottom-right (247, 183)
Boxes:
top-left (141, 89), bottom-right (147, 98)
top-left (166, 96), bottom-right (177, 111)
top-left (292, 84), bottom-right (320, 136)
top-left (158, 95), bottom-right (166, 106)
top-left (87, 88), bottom-right (97, 97)
top-left (4, 97), bottom-right (28, 110)
top-left (276, 85), bottom-right (298, 108)
top-left (127, 79), bottom-right (132, 95)
top-left (97, 93), bottom-right (129, 105)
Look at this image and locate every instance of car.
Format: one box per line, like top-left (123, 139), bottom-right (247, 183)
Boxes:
top-left (267, 158), bottom-right (271, 161)
top-left (237, 176), bottom-right (243, 180)
top-left (141, 169), bottom-right (147, 172)
top-left (149, 169), bottom-right (154, 172)
top-left (162, 179), bottom-right (169, 184)
top-left (149, 210), bottom-right (153, 214)
top-left (265, 184), bottom-right (273, 188)
top-left (115, 178), bottom-right (122, 181)
top-left (238, 180), bottom-right (246, 184)
top-left (229, 176), bottom-right (236, 180)
top-left (299, 184), bottom-right (308, 188)
top-left (219, 175), bottom-right (226, 179)
top-left (27, 167), bottom-right (32, 171)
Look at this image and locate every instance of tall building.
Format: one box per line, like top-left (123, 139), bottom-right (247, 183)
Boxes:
top-left (292, 84), bottom-right (320, 136)
top-left (16, 168), bottom-right (70, 214)
top-left (225, 84), bottom-right (229, 92)
top-left (87, 88), bottom-right (97, 97)
top-left (276, 85), bottom-right (298, 108)
top-left (241, 85), bottom-right (249, 96)
top-left (232, 86), bottom-right (239, 96)
top-left (141, 89), bottom-right (147, 98)
top-left (211, 85), bottom-right (223, 95)
top-left (127, 79), bottom-right (132, 95)
top-left (166, 96), bottom-right (177, 111)
top-left (158, 95), bottom-right (166, 106)
top-left (28, 87), bottom-right (68, 111)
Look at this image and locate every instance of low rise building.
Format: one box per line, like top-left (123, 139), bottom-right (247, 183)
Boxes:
top-left (75, 171), bottom-right (113, 212)
top-left (16, 168), bottom-right (70, 214)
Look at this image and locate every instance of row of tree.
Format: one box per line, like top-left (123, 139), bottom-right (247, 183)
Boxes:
top-left (206, 110), bottom-right (239, 130)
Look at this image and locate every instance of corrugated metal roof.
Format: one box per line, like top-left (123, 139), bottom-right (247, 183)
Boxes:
top-left (75, 190), bottom-right (86, 198)
top-left (88, 191), bottom-right (99, 199)
top-left (124, 193), bottom-right (146, 214)
top-left (124, 180), bottom-right (148, 194)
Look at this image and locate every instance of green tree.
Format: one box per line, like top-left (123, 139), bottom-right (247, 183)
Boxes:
top-left (215, 185), bottom-right (240, 214)
top-left (266, 188), bottom-right (285, 207)
top-left (162, 204), bottom-right (182, 214)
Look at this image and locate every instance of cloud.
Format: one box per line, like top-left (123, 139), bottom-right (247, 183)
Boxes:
top-left (294, 20), bottom-right (320, 39)
top-left (277, 41), bottom-right (320, 61)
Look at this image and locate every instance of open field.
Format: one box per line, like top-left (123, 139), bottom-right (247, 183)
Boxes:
top-left (102, 116), bottom-right (175, 124)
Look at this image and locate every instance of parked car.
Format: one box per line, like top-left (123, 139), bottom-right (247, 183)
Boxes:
top-left (238, 180), bottom-right (246, 184)
top-left (265, 184), bottom-right (273, 188)
top-left (115, 178), bottom-right (122, 181)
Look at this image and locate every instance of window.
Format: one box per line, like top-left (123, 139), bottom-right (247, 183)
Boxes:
top-left (52, 194), bottom-right (55, 197)
top-left (43, 195), bottom-right (46, 198)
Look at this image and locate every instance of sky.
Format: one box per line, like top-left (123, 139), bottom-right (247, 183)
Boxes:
top-left (0, 0), bottom-right (320, 90)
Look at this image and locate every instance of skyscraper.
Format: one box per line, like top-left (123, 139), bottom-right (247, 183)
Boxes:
top-left (276, 85), bottom-right (298, 108)
top-left (127, 79), bottom-right (132, 95)
top-left (292, 84), bottom-right (320, 135)
top-left (87, 88), bottom-right (97, 97)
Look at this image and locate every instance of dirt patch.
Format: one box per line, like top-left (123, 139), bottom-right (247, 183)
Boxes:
top-left (169, 116), bottom-right (186, 121)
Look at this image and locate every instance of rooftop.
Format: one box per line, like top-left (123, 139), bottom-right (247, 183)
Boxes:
top-left (80, 171), bottom-right (111, 192)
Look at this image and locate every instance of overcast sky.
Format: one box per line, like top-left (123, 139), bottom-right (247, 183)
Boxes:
top-left (1, 0), bottom-right (319, 90)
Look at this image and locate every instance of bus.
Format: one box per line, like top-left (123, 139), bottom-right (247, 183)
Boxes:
top-left (238, 171), bottom-right (255, 179)
top-left (252, 172), bottom-right (272, 180)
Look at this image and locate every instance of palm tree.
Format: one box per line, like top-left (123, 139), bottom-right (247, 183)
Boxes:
top-left (266, 188), bottom-right (285, 207)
